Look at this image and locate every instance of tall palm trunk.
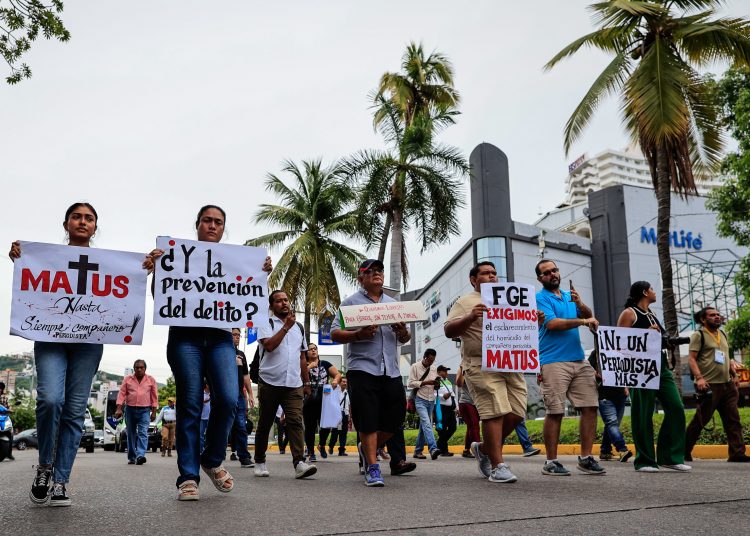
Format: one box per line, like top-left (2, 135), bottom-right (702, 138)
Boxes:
top-left (303, 297), bottom-right (312, 345)
top-left (377, 212), bottom-right (392, 262)
top-left (655, 146), bottom-right (681, 391)
top-left (389, 208), bottom-right (404, 294)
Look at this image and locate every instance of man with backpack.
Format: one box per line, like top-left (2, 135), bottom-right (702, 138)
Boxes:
top-left (685, 306), bottom-right (749, 463)
top-left (252, 290), bottom-right (317, 479)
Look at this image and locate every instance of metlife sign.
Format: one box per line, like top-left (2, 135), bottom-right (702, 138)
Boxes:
top-left (640, 227), bottom-right (703, 250)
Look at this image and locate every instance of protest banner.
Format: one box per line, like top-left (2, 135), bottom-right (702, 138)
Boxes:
top-left (337, 301), bottom-right (426, 329)
top-left (596, 326), bottom-right (661, 389)
top-left (10, 242), bottom-right (147, 345)
top-left (480, 282), bottom-right (539, 373)
top-left (152, 237), bottom-right (269, 329)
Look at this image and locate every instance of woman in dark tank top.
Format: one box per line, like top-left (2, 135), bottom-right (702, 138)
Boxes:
top-left (616, 281), bottom-right (690, 473)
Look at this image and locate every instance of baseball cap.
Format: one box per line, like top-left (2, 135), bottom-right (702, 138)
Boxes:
top-left (436, 365), bottom-right (451, 372)
top-left (358, 259), bottom-right (384, 273)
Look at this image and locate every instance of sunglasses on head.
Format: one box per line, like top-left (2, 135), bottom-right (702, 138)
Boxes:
top-left (541, 267), bottom-right (560, 277)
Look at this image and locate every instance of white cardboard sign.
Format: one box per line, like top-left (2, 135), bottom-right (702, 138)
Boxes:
top-left (337, 300), bottom-right (426, 329)
top-left (597, 326), bottom-right (662, 390)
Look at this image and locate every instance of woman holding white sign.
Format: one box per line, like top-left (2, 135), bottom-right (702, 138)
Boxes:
top-left (617, 281), bottom-right (690, 473)
top-left (10, 203), bottom-right (103, 507)
top-left (144, 205), bottom-right (272, 500)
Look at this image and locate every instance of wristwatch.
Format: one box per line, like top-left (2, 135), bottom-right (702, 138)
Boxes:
top-left (303, 382), bottom-right (312, 386)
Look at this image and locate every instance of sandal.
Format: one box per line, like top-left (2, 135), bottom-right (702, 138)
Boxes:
top-left (177, 480), bottom-right (199, 501)
top-left (201, 464), bottom-right (234, 493)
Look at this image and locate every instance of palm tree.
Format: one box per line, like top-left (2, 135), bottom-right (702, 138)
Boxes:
top-left (546, 0), bottom-right (750, 378)
top-left (245, 159), bottom-right (364, 340)
top-left (346, 42), bottom-right (468, 293)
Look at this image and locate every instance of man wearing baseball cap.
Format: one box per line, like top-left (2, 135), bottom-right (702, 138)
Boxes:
top-left (331, 259), bottom-right (411, 487)
top-left (435, 365), bottom-right (457, 456)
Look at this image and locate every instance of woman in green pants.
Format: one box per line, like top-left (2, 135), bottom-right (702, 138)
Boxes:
top-left (617, 281), bottom-right (691, 472)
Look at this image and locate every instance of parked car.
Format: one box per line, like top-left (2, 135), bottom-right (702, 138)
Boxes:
top-left (79, 409), bottom-right (95, 453)
top-left (94, 429), bottom-right (104, 447)
top-left (115, 420), bottom-right (160, 453)
top-left (13, 428), bottom-right (39, 450)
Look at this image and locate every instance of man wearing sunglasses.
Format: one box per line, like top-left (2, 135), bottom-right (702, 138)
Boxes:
top-left (331, 259), bottom-right (411, 487)
top-left (535, 259), bottom-right (604, 477)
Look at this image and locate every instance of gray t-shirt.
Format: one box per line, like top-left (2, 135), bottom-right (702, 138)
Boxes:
top-left (332, 288), bottom-right (407, 379)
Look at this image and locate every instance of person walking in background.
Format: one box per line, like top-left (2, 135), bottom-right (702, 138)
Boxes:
top-left (229, 328), bottom-right (255, 469)
top-left (587, 351), bottom-right (632, 463)
top-left (253, 290), bottom-right (316, 479)
top-left (617, 281), bottom-right (690, 472)
top-left (685, 306), bottom-right (749, 463)
top-left (408, 349), bottom-right (440, 460)
top-left (115, 360), bottom-right (158, 466)
top-left (536, 259), bottom-right (604, 476)
top-left (514, 420), bottom-right (541, 457)
top-left (435, 365), bottom-right (457, 456)
top-left (155, 397), bottom-right (177, 457)
top-left (303, 343), bottom-right (341, 461)
top-left (275, 406), bottom-right (288, 455)
top-left (328, 377), bottom-right (350, 456)
top-left (455, 366), bottom-right (480, 458)
top-left (0, 381), bottom-right (14, 461)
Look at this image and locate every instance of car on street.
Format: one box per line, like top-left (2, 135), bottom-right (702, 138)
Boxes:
top-left (114, 420), bottom-right (161, 453)
top-left (94, 429), bottom-right (104, 447)
top-left (13, 429), bottom-right (38, 450)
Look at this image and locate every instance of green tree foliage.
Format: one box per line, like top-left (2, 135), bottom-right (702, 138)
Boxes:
top-left (0, 0), bottom-right (70, 84)
top-left (246, 160), bottom-right (363, 339)
top-left (158, 376), bottom-right (177, 407)
top-left (12, 404), bottom-right (35, 430)
top-left (344, 42), bottom-right (468, 292)
top-left (88, 404), bottom-right (103, 429)
top-left (707, 67), bottom-right (750, 355)
top-left (545, 1), bottom-right (750, 380)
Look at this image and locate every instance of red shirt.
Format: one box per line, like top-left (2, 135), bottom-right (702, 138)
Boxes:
top-left (116, 374), bottom-right (158, 408)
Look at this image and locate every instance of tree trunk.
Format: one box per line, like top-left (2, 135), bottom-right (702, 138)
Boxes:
top-left (654, 146), bottom-right (681, 393)
top-left (377, 212), bottom-right (392, 262)
top-left (389, 208), bottom-right (404, 295)
top-left (303, 297), bottom-right (312, 345)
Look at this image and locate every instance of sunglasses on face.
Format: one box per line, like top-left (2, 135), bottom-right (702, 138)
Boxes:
top-left (362, 268), bottom-right (384, 275)
top-left (541, 267), bottom-right (560, 277)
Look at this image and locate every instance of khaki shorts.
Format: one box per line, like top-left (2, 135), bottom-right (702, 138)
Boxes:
top-left (540, 361), bottom-right (598, 414)
top-left (464, 365), bottom-right (527, 420)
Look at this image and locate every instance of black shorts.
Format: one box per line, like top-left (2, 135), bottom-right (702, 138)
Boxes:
top-left (346, 370), bottom-right (406, 434)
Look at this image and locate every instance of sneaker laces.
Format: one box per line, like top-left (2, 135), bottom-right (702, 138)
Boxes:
top-left (34, 466), bottom-right (51, 488)
top-left (51, 482), bottom-right (65, 496)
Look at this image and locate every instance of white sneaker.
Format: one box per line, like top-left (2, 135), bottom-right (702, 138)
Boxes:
top-left (254, 463), bottom-right (269, 477)
top-left (488, 463), bottom-right (517, 483)
top-left (295, 461), bottom-right (317, 479)
top-left (661, 464), bottom-right (692, 472)
top-left (635, 466), bottom-right (659, 472)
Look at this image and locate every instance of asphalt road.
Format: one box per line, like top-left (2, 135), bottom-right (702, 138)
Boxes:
top-left (1, 448), bottom-right (749, 535)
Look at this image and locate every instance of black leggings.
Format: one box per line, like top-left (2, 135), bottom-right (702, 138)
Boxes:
top-left (303, 399), bottom-right (330, 454)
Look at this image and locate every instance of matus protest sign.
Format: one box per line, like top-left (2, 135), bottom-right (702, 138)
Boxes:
top-left (10, 242), bottom-right (147, 345)
top-left (152, 237), bottom-right (269, 329)
top-left (337, 300), bottom-right (426, 329)
top-left (480, 282), bottom-right (540, 373)
top-left (596, 326), bottom-right (661, 390)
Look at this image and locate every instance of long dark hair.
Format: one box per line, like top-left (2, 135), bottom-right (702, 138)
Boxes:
top-left (625, 281), bottom-right (651, 308)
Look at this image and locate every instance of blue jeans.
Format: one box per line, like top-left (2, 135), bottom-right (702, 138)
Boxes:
top-left (125, 406), bottom-right (151, 461)
top-left (414, 397), bottom-right (438, 454)
top-left (599, 396), bottom-right (628, 453)
top-left (167, 327), bottom-right (238, 487)
top-left (515, 419), bottom-right (533, 451)
top-left (231, 395), bottom-right (250, 462)
top-left (34, 341), bottom-right (103, 483)
top-left (200, 419), bottom-right (208, 454)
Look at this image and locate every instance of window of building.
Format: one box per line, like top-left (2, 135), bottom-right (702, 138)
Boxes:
top-left (476, 237), bottom-right (508, 281)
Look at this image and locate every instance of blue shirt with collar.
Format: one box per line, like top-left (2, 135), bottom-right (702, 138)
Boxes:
top-left (331, 288), bottom-right (404, 379)
top-left (537, 288), bottom-right (584, 365)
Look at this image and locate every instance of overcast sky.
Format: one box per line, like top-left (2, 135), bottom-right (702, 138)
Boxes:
top-left (1, 1), bottom-right (745, 381)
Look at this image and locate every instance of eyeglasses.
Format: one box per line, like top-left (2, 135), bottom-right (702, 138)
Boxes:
top-left (362, 268), bottom-right (384, 275)
top-left (540, 267), bottom-right (560, 277)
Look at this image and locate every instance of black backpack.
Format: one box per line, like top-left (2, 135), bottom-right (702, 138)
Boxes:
top-left (249, 319), bottom-right (306, 384)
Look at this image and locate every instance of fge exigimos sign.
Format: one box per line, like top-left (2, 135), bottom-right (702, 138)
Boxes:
top-left (152, 237), bottom-right (269, 329)
top-left (480, 282), bottom-right (539, 373)
top-left (10, 242), bottom-right (147, 344)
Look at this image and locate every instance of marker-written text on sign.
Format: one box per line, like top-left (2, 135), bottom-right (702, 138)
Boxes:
top-left (480, 282), bottom-right (540, 373)
top-left (152, 237), bottom-right (269, 329)
top-left (597, 326), bottom-right (661, 390)
top-left (338, 301), bottom-right (426, 329)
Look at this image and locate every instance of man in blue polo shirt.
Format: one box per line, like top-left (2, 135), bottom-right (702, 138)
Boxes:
top-left (536, 259), bottom-right (605, 476)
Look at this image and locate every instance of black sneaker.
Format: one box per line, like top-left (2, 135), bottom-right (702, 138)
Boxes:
top-left (29, 466), bottom-right (53, 504)
top-left (49, 483), bottom-right (71, 507)
top-left (239, 458), bottom-right (255, 468)
top-left (136, 456), bottom-right (147, 465)
top-left (230, 453), bottom-right (238, 461)
top-left (577, 455), bottom-right (606, 475)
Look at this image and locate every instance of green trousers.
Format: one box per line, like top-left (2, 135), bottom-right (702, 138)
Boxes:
top-left (630, 367), bottom-right (686, 469)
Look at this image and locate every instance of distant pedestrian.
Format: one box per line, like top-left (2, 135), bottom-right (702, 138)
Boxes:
top-left (408, 349), bottom-right (440, 460)
top-left (617, 281), bottom-right (690, 472)
top-left (444, 261), bottom-right (527, 483)
top-left (0, 381), bottom-right (14, 461)
top-left (303, 343), bottom-right (341, 461)
top-left (229, 328), bottom-right (255, 469)
top-left (587, 351), bottom-right (632, 463)
top-left (514, 420), bottom-right (541, 457)
top-left (253, 290), bottom-right (316, 479)
top-left (331, 259), bottom-right (411, 487)
top-left (115, 360), bottom-right (158, 466)
top-left (327, 377), bottom-right (350, 456)
top-left (435, 365), bottom-right (457, 456)
top-left (455, 366), bottom-right (480, 458)
top-left (155, 397), bottom-right (177, 457)
top-left (536, 259), bottom-right (604, 476)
